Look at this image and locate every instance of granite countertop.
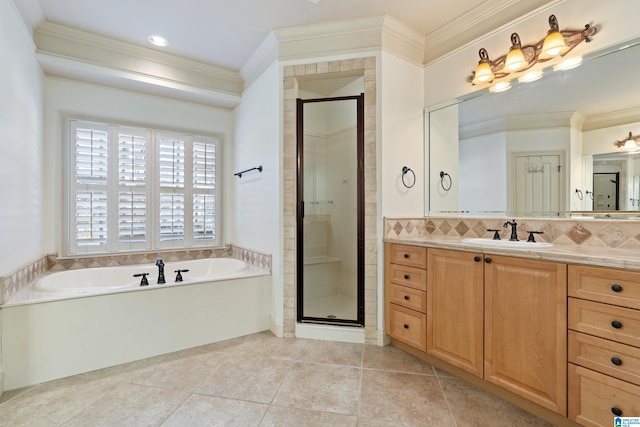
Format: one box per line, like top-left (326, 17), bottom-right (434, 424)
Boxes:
top-left (384, 235), bottom-right (640, 272)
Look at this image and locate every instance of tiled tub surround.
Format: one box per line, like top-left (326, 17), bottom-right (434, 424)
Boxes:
top-left (0, 246), bottom-right (272, 390)
top-left (0, 245), bottom-right (271, 305)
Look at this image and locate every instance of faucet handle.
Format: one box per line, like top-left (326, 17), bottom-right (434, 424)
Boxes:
top-left (133, 273), bottom-right (150, 286)
top-left (486, 229), bottom-right (501, 240)
top-left (174, 269), bottom-right (189, 282)
top-left (526, 231), bottom-right (544, 243)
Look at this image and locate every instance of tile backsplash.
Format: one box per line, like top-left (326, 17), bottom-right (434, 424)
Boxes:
top-left (385, 216), bottom-right (640, 250)
top-left (1, 245), bottom-right (271, 305)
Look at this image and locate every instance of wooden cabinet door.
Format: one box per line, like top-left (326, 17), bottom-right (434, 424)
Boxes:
top-left (427, 248), bottom-right (484, 377)
top-left (484, 255), bottom-right (567, 415)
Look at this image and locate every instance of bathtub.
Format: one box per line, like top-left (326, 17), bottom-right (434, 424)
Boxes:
top-left (1, 257), bottom-right (271, 390)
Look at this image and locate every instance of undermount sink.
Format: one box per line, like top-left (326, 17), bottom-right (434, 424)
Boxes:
top-left (461, 238), bottom-right (553, 249)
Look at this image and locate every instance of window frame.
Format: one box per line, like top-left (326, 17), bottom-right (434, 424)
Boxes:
top-left (64, 118), bottom-right (222, 256)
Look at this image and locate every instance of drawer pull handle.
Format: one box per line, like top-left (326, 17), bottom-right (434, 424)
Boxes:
top-left (612, 407), bottom-right (623, 416)
top-left (403, 253), bottom-right (410, 259)
top-left (611, 357), bottom-right (623, 366)
top-left (404, 295), bottom-right (410, 300)
top-left (611, 320), bottom-right (623, 329)
top-left (611, 284), bottom-right (623, 292)
top-left (404, 274), bottom-right (410, 280)
top-left (403, 324), bottom-right (409, 329)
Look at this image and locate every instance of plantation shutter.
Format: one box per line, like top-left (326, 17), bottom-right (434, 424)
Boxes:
top-left (159, 137), bottom-right (186, 242)
top-left (118, 131), bottom-right (148, 244)
top-left (73, 123), bottom-right (109, 247)
top-left (193, 141), bottom-right (217, 240)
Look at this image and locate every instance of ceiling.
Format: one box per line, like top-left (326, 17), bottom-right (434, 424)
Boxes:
top-left (35, 0), bottom-right (548, 72)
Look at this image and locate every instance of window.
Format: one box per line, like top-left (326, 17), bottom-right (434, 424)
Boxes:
top-left (66, 119), bottom-right (221, 255)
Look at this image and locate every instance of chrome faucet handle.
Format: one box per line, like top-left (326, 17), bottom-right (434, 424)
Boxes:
top-left (133, 273), bottom-right (149, 286)
top-left (174, 269), bottom-right (189, 282)
top-left (486, 229), bottom-right (501, 240)
top-left (526, 231), bottom-right (544, 243)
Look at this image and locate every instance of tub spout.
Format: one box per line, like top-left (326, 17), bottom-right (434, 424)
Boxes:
top-left (156, 259), bottom-right (166, 284)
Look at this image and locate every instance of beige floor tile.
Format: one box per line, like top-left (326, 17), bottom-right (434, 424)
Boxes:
top-left (225, 331), bottom-right (306, 360)
top-left (261, 405), bottom-right (358, 426)
top-left (356, 418), bottom-right (429, 427)
top-left (122, 351), bottom-right (230, 393)
top-left (197, 354), bottom-right (291, 403)
top-left (296, 339), bottom-right (364, 367)
top-left (162, 394), bottom-right (268, 427)
top-left (358, 370), bottom-right (454, 425)
top-left (272, 362), bottom-right (362, 415)
top-left (363, 344), bottom-right (435, 375)
top-left (439, 376), bottom-right (554, 427)
top-left (61, 382), bottom-right (189, 426)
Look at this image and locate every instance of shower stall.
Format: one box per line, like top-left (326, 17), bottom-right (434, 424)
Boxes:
top-left (296, 92), bottom-right (364, 326)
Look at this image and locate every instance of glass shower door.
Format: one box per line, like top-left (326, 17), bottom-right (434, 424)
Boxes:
top-left (297, 95), bottom-right (364, 326)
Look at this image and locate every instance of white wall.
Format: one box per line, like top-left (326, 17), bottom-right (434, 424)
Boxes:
top-left (43, 77), bottom-right (234, 255)
top-left (0, 0), bottom-right (44, 276)
top-left (380, 51), bottom-right (425, 217)
top-left (232, 63), bottom-right (282, 328)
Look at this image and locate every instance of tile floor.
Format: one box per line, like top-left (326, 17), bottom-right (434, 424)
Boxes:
top-left (0, 331), bottom-right (554, 426)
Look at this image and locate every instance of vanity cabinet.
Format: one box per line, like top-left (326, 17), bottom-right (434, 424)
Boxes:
top-left (384, 243), bottom-right (427, 351)
top-left (568, 265), bottom-right (640, 426)
top-left (422, 248), bottom-right (567, 414)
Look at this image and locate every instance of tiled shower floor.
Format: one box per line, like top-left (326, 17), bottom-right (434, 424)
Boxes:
top-left (0, 331), bottom-right (553, 426)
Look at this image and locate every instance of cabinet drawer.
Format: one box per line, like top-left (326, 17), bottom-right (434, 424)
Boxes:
top-left (569, 364), bottom-right (640, 427)
top-left (388, 304), bottom-right (426, 351)
top-left (389, 264), bottom-right (427, 291)
top-left (569, 298), bottom-right (640, 348)
top-left (569, 265), bottom-right (640, 309)
top-left (569, 331), bottom-right (640, 386)
top-left (389, 244), bottom-right (427, 269)
top-left (388, 283), bottom-right (426, 313)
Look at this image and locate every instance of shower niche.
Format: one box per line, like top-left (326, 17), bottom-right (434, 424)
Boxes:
top-left (296, 82), bottom-right (364, 326)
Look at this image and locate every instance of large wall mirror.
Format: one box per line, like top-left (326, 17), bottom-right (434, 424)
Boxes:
top-left (427, 37), bottom-right (640, 218)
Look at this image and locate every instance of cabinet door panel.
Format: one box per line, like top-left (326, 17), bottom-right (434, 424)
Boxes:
top-left (484, 255), bottom-right (567, 415)
top-left (427, 248), bottom-right (484, 377)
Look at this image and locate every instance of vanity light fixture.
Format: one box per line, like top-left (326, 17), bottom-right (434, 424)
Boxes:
top-left (614, 132), bottom-right (640, 149)
top-left (469, 14), bottom-right (596, 87)
top-left (553, 56), bottom-right (583, 71)
top-left (518, 70), bottom-right (543, 83)
top-left (148, 34), bottom-right (168, 47)
top-left (489, 81), bottom-right (511, 93)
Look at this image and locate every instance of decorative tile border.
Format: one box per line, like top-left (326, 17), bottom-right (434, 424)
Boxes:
top-left (384, 216), bottom-right (640, 250)
top-left (1, 245), bottom-right (271, 305)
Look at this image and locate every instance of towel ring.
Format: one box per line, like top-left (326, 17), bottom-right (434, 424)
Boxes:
top-left (401, 166), bottom-right (416, 189)
top-left (439, 171), bottom-right (452, 191)
top-left (575, 189), bottom-right (584, 200)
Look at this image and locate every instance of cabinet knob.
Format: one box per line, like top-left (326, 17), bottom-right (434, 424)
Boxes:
top-left (611, 357), bottom-right (623, 366)
top-left (484, 257), bottom-right (492, 264)
top-left (404, 295), bottom-right (410, 300)
top-left (611, 320), bottom-right (623, 329)
top-left (403, 253), bottom-right (409, 259)
top-left (403, 324), bottom-right (409, 329)
top-left (474, 256), bottom-right (481, 262)
top-left (612, 407), bottom-right (623, 416)
top-left (404, 274), bottom-right (410, 280)
top-left (611, 284), bottom-right (623, 292)
top-left (611, 320), bottom-right (622, 329)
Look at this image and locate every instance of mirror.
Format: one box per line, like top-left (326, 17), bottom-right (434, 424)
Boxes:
top-left (427, 37), bottom-right (640, 217)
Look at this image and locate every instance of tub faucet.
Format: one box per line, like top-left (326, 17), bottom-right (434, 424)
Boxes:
top-left (503, 220), bottom-right (519, 241)
top-left (156, 259), bottom-right (166, 284)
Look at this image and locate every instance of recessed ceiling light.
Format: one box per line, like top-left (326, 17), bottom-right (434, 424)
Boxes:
top-left (148, 35), bottom-right (168, 47)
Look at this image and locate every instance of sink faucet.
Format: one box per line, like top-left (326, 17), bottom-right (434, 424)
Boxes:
top-left (156, 259), bottom-right (166, 284)
top-left (503, 220), bottom-right (519, 241)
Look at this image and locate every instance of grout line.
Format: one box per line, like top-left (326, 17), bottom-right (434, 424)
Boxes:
top-left (433, 366), bottom-right (459, 427)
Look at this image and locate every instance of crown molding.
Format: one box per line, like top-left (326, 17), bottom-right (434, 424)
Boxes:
top-left (460, 111), bottom-right (574, 139)
top-left (583, 106), bottom-right (640, 132)
top-left (34, 21), bottom-right (243, 107)
top-left (240, 31), bottom-right (279, 91)
top-left (423, 0), bottom-right (557, 64)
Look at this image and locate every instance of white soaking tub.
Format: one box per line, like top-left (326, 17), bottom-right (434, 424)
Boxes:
top-left (1, 257), bottom-right (271, 390)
